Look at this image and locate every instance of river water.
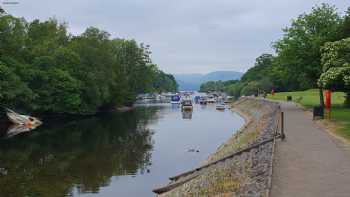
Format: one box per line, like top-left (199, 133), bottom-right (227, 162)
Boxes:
top-left (0, 103), bottom-right (244, 197)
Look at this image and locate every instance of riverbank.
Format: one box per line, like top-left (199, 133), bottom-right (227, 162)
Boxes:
top-left (154, 97), bottom-right (281, 196)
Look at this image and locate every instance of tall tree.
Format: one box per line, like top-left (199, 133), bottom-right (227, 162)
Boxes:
top-left (340, 7), bottom-right (350, 39)
top-left (318, 38), bottom-right (350, 107)
top-left (241, 54), bottom-right (275, 82)
top-left (273, 3), bottom-right (343, 107)
top-left (0, 14), bottom-right (177, 114)
top-left (0, 15), bottom-right (27, 60)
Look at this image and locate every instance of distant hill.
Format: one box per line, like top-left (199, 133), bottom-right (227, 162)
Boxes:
top-left (174, 71), bottom-right (243, 91)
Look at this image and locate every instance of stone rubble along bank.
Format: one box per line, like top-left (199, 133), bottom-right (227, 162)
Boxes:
top-left (156, 98), bottom-right (281, 197)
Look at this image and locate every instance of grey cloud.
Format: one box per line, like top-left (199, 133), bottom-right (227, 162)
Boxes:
top-left (3, 0), bottom-right (349, 74)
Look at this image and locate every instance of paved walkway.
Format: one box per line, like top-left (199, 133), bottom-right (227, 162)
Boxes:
top-left (271, 101), bottom-right (350, 197)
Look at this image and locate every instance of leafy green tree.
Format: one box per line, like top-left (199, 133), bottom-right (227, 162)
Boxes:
top-left (239, 79), bottom-right (273, 97)
top-left (200, 81), bottom-right (221, 92)
top-left (26, 19), bottom-right (68, 55)
top-left (240, 81), bottom-right (260, 96)
top-left (0, 61), bottom-right (33, 106)
top-left (0, 14), bottom-right (177, 114)
top-left (152, 69), bottom-right (178, 93)
top-left (340, 7), bottom-right (350, 38)
top-left (318, 38), bottom-right (350, 106)
top-left (0, 15), bottom-right (27, 60)
top-left (226, 82), bottom-right (244, 99)
top-left (273, 3), bottom-right (343, 107)
top-left (241, 54), bottom-right (274, 82)
top-left (30, 68), bottom-right (82, 113)
top-left (68, 27), bottom-right (116, 113)
top-left (200, 80), bottom-right (238, 92)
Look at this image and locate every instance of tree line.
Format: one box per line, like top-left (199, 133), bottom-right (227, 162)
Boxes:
top-left (0, 13), bottom-right (177, 114)
top-left (199, 80), bottom-right (238, 92)
top-left (211, 4), bottom-right (350, 106)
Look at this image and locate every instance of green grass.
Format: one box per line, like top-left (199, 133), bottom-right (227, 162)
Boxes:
top-left (331, 107), bottom-right (350, 139)
top-left (267, 89), bottom-right (345, 108)
top-left (267, 89), bottom-right (350, 140)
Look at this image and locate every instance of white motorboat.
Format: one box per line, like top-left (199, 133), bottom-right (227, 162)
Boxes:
top-left (206, 96), bottom-right (216, 103)
top-left (199, 97), bottom-right (207, 105)
top-left (181, 98), bottom-right (193, 110)
top-left (171, 95), bottom-right (181, 104)
top-left (216, 104), bottom-right (225, 111)
top-left (6, 108), bottom-right (42, 128)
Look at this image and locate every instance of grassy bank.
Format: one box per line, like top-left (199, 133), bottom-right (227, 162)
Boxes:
top-left (267, 89), bottom-right (350, 140)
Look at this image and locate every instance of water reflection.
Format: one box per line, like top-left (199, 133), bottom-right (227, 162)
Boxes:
top-left (0, 108), bottom-right (158, 197)
top-left (182, 110), bottom-right (193, 120)
top-left (0, 104), bottom-right (245, 197)
top-left (171, 103), bottom-right (181, 110)
top-left (5, 124), bottom-right (32, 138)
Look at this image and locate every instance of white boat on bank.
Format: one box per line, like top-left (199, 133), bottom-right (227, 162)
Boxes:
top-left (6, 108), bottom-right (42, 128)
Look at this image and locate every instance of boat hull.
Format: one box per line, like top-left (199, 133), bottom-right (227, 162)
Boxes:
top-left (199, 100), bottom-right (207, 105)
top-left (216, 105), bottom-right (225, 110)
top-left (182, 105), bottom-right (193, 110)
top-left (6, 110), bottom-right (42, 127)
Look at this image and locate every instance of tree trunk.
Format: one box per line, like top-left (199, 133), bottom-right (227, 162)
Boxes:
top-left (345, 91), bottom-right (350, 108)
top-left (319, 88), bottom-right (325, 108)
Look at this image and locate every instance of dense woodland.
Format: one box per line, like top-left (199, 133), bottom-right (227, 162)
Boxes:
top-left (204, 4), bottom-right (350, 106)
top-left (199, 80), bottom-right (238, 92)
top-left (0, 12), bottom-right (177, 114)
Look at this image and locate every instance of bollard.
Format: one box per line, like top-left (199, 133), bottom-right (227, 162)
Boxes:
top-left (281, 111), bottom-right (285, 140)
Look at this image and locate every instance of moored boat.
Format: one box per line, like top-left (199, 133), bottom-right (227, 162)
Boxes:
top-left (206, 96), bottom-right (216, 103)
top-left (171, 95), bottom-right (181, 104)
top-left (181, 98), bottom-right (193, 110)
top-left (6, 108), bottom-right (42, 129)
top-left (216, 104), bottom-right (225, 111)
top-left (199, 97), bottom-right (207, 105)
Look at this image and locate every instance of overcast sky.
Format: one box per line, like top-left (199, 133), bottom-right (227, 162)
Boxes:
top-left (2, 0), bottom-right (349, 74)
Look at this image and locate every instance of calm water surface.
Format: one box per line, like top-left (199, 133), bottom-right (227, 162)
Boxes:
top-left (0, 103), bottom-right (244, 197)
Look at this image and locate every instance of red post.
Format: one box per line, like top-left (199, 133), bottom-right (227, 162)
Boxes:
top-left (325, 90), bottom-right (332, 110)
